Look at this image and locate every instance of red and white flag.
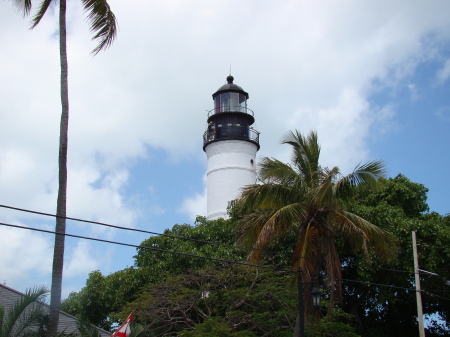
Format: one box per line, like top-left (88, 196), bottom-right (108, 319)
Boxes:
top-left (111, 312), bottom-right (133, 337)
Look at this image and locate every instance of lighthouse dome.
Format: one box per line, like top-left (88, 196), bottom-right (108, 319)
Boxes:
top-left (213, 75), bottom-right (249, 99)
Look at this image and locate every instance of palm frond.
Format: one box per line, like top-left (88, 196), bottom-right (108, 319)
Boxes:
top-left (238, 210), bottom-right (275, 251)
top-left (82, 0), bottom-right (118, 54)
top-left (2, 285), bottom-right (49, 337)
top-left (258, 157), bottom-right (297, 185)
top-left (77, 319), bottom-right (101, 337)
top-left (239, 183), bottom-right (302, 211)
top-left (334, 160), bottom-right (385, 199)
top-left (0, 305), bottom-right (4, 335)
top-left (334, 210), bottom-right (397, 262)
top-left (323, 238), bottom-right (342, 310)
top-left (312, 166), bottom-right (341, 209)
top-left (11, 0), bottom-right (34, 16)
top-left (281, 130), bottom-right (321, 187)
top-left (244, 203), bottom-right (305, 264)
top-left (292, 219), bottom-right (319, 276)
top-left (30, 0), bottom-right (54, 28)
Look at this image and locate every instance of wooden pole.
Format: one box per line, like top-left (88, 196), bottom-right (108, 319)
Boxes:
top-left (412, 231), bottom-right (426, 337)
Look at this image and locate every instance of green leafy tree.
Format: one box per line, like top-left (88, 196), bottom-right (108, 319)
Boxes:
top-left (62, 217), bottom-right (246, 329)
top-left (124, 265), bottom-right (361, 337)
top-left (236, 130), bottom-right (396, 313)
top-left (343, 175), bottom-right (450, 336)
top-left (135, 217), bottom-right (246, 275)
top-left (178, 318), bottom-right (257, 337)
top-left (0, 286), bottom-right (48, 337)
top-left (61, 267), bottom-right (152, 330)
top-left (8, 0), bottom-right (118, 335)
top-left (127, 266), bottom-right (298, 336)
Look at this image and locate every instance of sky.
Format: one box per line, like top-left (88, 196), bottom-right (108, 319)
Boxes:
top-left (0, 0), bottom-right (449, 299)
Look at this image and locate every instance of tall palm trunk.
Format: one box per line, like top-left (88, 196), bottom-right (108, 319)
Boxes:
top-left (8, 0), bottom-right (117, 334)
top-left (47, 0), bottom-right (69, 335)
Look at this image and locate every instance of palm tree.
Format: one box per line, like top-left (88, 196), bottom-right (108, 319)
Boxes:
top-left (237, 130), bottom-right (396, 312)
top-left (0, 286), bottom-right (49, 337)
top-left (8, 1), bottom-right (117, 335)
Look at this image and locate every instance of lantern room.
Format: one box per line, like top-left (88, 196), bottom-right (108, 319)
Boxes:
top-left (203, 75), bottom-right (259, 150)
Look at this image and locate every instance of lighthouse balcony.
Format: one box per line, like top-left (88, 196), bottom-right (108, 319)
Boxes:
top-left (203, 125), bottom-right (260, 150)
top-left (207, 106), bottom-right (254, 119)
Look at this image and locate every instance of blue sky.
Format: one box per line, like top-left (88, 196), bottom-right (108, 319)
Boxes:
top-left (0, 0), bottom-right (449, 298)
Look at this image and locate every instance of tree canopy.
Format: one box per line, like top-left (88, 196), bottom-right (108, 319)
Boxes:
top-left (61, 172), bottom-right (449, 336)
top-left (342, 174), bottom-right (450, 336)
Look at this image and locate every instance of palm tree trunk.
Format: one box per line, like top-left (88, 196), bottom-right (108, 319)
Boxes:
top-left (294, 269), bottom-right (305, 337)
top-left (47, 0), bottom-right (69, 335)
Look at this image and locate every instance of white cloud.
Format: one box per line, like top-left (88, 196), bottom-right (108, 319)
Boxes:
top-left (179, 187), bottom-right (207, 222)
top-left (67, 168), bottom-right (136, 227)
top-left (437, 58), bottom-right (450, 83)
top-left (436, 107), bottom-right (450, 122)
top-left (1, 0), bottom-right (450, 294)
top-left (64, 241), bottom-right (99, 278)
top-left (0, 226), bottom-right (53, 286)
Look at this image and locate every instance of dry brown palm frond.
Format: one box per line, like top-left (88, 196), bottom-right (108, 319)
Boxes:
top-left (323, 239), bottom-right (342, 312)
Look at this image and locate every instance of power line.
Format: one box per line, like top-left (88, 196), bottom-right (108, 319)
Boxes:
top-left (342, 278), bottom-right (416, 292)
top-left (342, 279), bottom-right (450, 301)
top-left (345, 262), bottom-right (448, 280)
top-left (0, 205), bottom-right (450, 300)
top-left (0, 222), bottom-right (281, 271)
top-left (0, 204), bottom-right (274, 255)
top-left (422, 291), bottom-right (450, 301)
top-left (344, 261), bottom-right (416, 276)
top-left (419, 243), bottom-right (449, 250)
top-left (1, 221), bottom-right (448, 299)
top-left (2, 204), bottom-right (445, 278)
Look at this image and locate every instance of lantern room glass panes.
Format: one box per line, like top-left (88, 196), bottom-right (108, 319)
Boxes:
top-left (214, 92), bottom-right (247, 113)
top-left (239, 94), bottom-right (247, 111)
top-left (214, 95), bottom-right (220, 113)
top-left (221, 93), bottom-right (230, 112)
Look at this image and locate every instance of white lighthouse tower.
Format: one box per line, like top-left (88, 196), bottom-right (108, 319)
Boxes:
top-left (203, 75), bottom-right (260, 220)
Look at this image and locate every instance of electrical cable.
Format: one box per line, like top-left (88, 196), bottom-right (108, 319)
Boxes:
top-left (419, 243), bottom-right (449, 250)
top-left (422, 291), bottom-right (450, 301)
top-left (344, 262), bottom-right (449, 279)
top-left (342, 278), bottom-right (416, 291)
top-left (344, 262), bottom-right (416, 275)
top-left (3, 204), bottom-right (445, 276)
top-left (0, 221), bottom-right (283, 271)
top-left (0, 204), bottom-right (276, 255)
top-left (341, 278), bottom-right (450, 301)
top-left (2, 222), bottom-right (449, 300)
top-left (1, 214), bottom-right (449, 299)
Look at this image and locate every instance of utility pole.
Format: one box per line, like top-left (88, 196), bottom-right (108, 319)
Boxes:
top-left (412, 231), bottom-right (426, 337)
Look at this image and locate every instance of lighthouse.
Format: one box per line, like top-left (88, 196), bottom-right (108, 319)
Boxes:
top-left (203, 75), bottom-right (260, 220)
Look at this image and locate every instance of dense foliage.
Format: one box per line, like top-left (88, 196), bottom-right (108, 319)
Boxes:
top-left (342, 174), bottom-right (450, 336)
top-left (127, 266), bottom-right (296, 336)
top-left (62, 174), bottom-right (450, 336)
top-left (134, 216), bottom-right (246, 271)
top-left (62, 217), bottom-right (247, 329)
top-left (123, 266), bottom-right (360, 337)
